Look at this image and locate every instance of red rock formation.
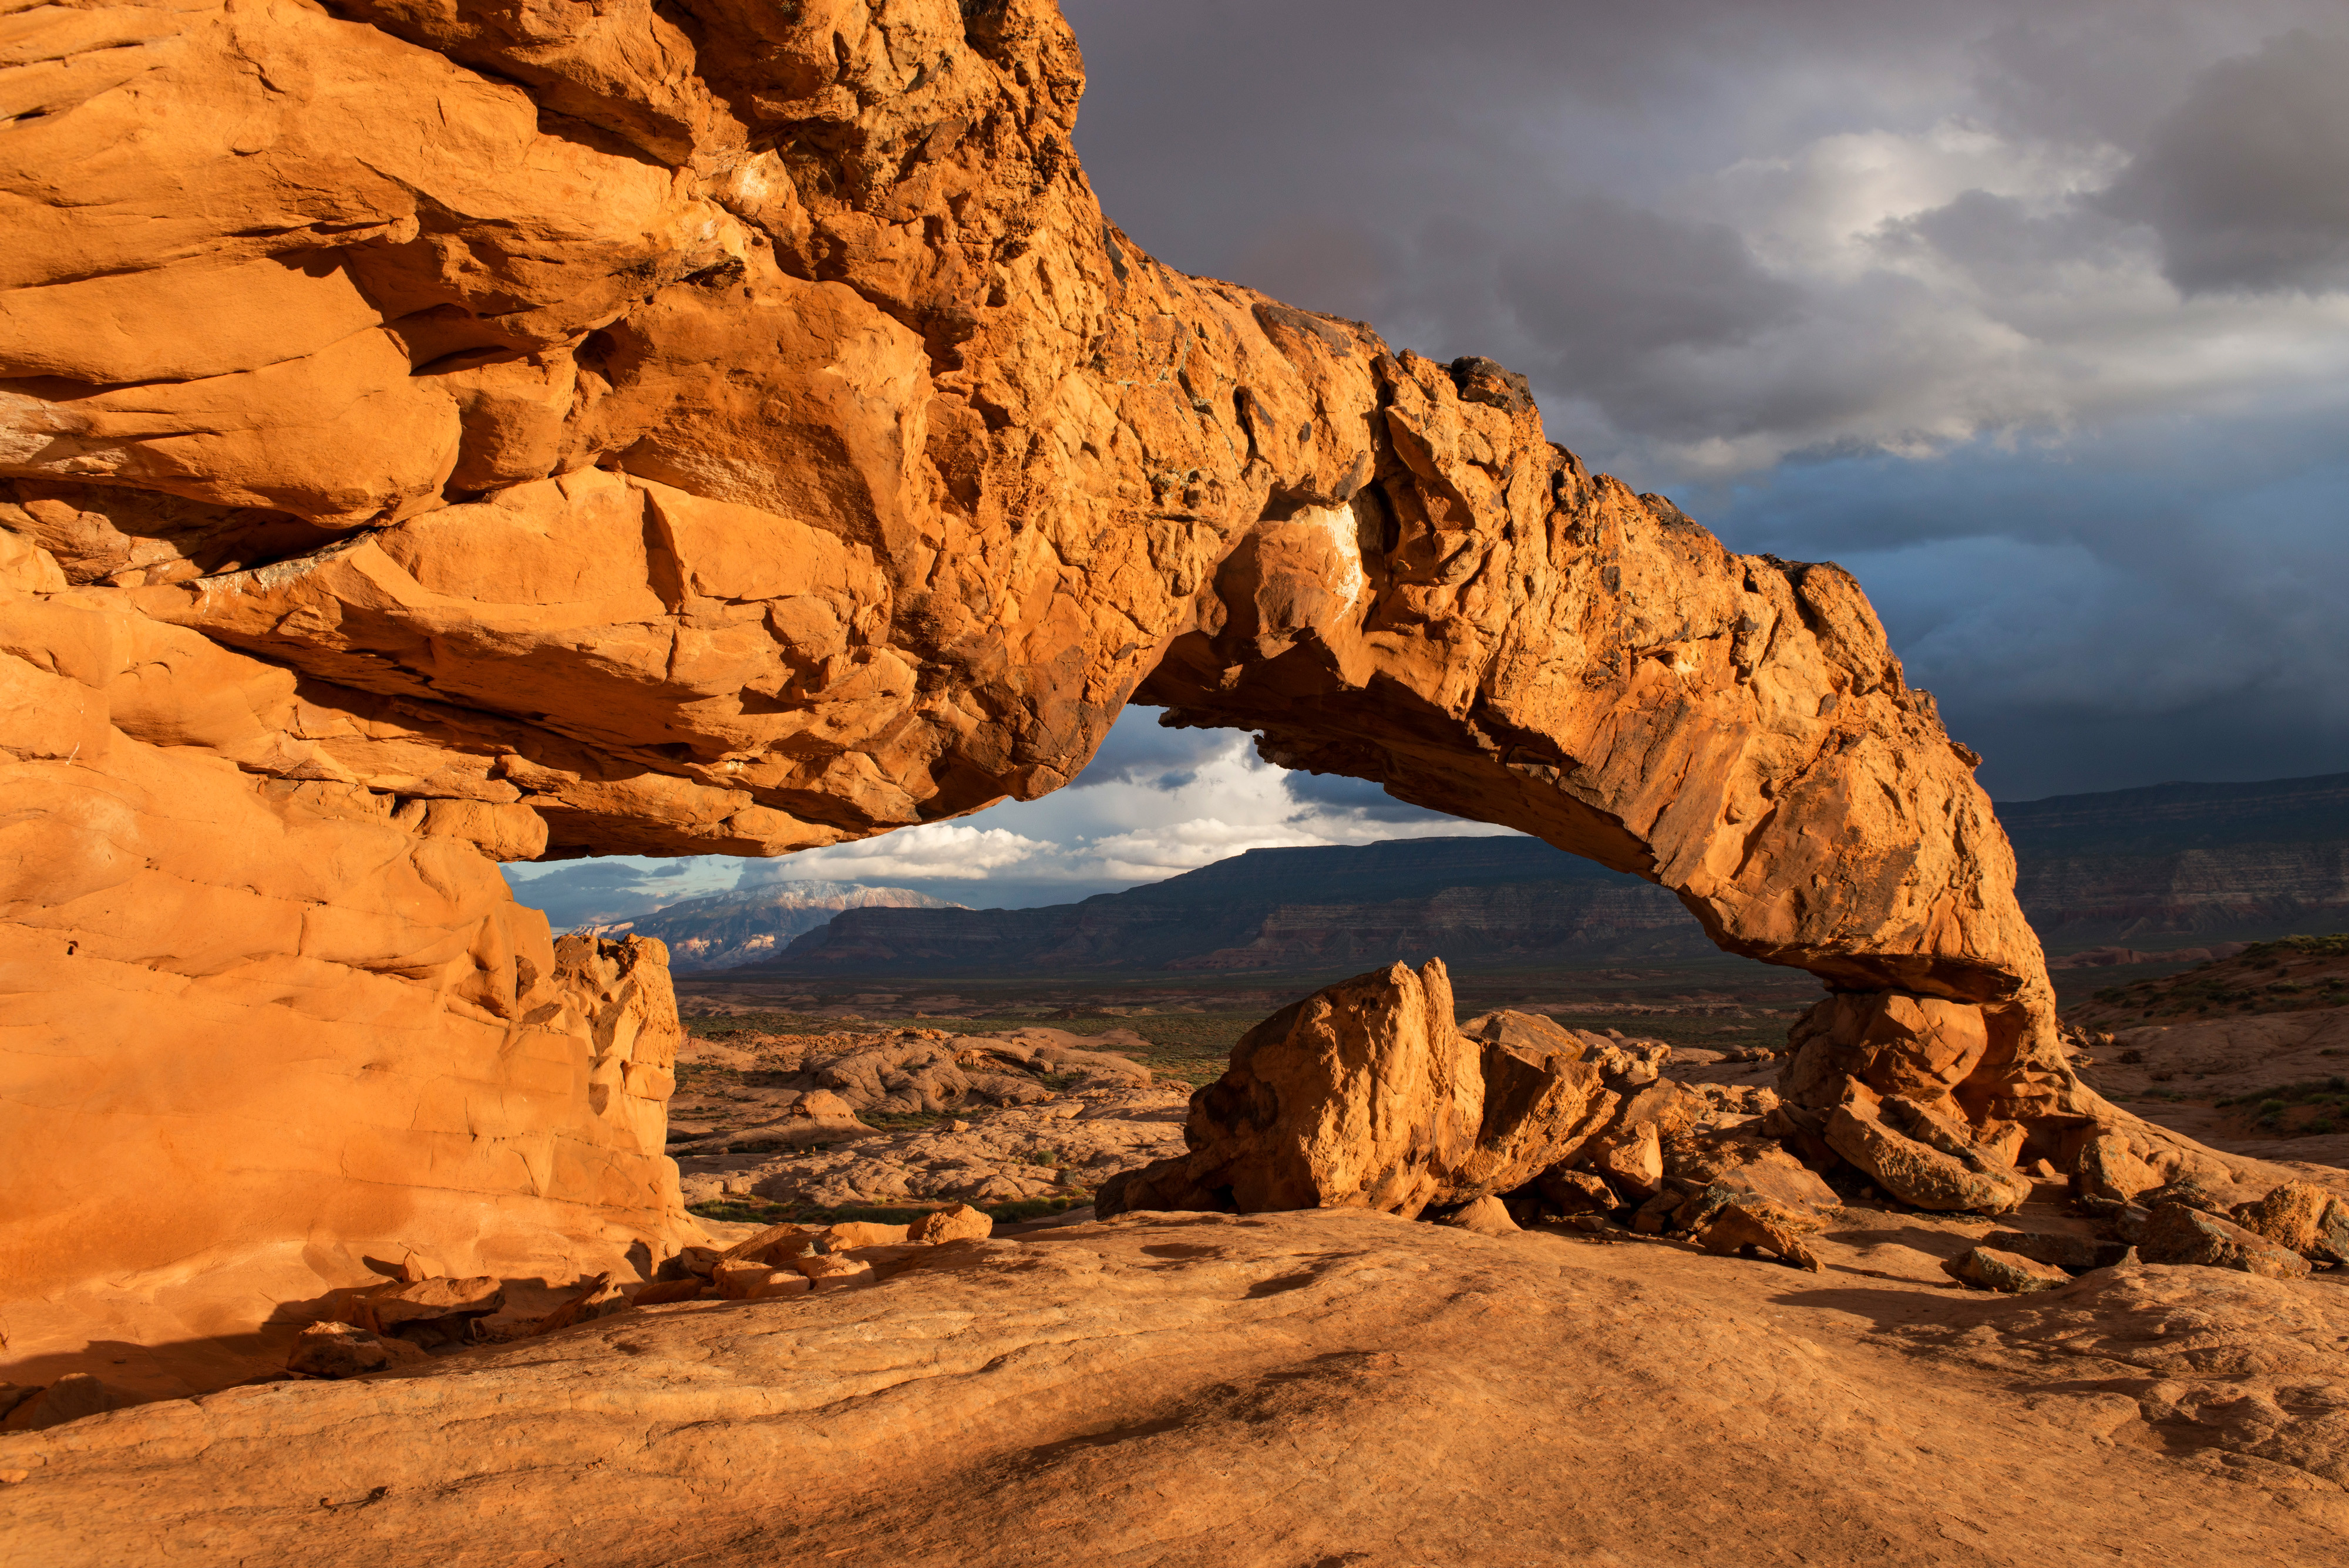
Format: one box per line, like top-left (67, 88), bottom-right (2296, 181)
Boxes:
top-left (0, 0), bottom-right (2204, 1383)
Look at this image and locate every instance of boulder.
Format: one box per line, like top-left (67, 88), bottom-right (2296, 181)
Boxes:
top-left (631, 1280), bottom-right (706, 1305)
top-left (1660, 1124), bottom-right (1840, 1210)
top-left (348, 1276), bottom-right (506, 1340)
top-left (1533, 1167), bottom-right (1619, 1217)
top-left (0, 1372), bottom-right (114, 1432)
top-left (2075, 1129), bottom-right (2160, 1204)
top-left (2231, 1182), bottom-right (2349, 1264)
top-left (2139, 1203), bottom-right (2313, 1280)
top-left (822, 1222), bottom-right (911, 1251)
top-left (1582, 1123), bottom-right (1665, 1203)
top-left (909, 1204), bottom-right (994, 1244)
top-left (716, 1224), bottom-right (819, 1267)
top-left (287, 1321), bottom-right (429, 1379)
top-left (1098, 963), bottom-right (1606, 1219)
top-left (793, 1255), bottom-right (875, 1293)
top-left (1942, 1247), bottom-right (2072, 1294)
top-left (1687, 1193), bottom-right (1823, 1271)
top-left (526, 1273), bottom-right (632, 1337)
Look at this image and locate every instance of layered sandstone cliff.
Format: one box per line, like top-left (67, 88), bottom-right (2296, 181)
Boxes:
top-left (0, 0), bottom-right (2169, 1387)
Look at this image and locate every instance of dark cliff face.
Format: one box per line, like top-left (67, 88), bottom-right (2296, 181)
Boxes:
top-left (2002, 773), bottom-right (2349, 946)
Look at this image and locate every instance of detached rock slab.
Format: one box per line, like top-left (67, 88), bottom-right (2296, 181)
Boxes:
top-left (2140, 1203), bottom-right (2314, 1280)
top-left (1825, 1091), bottom-right (2029, 1214)
top-left (1942, 1247), bottom-right (2073, 1294)
top-left (1978, 1230), bottom-right (2133, 1274)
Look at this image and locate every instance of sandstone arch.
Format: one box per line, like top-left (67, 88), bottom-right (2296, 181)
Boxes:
top-left (0, 0), bottom-right (2238, 1392)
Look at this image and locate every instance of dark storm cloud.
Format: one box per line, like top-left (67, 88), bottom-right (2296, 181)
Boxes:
top-left (1056, 0), bottom-right (2349, 798)
top-left (2099, 31), bottom-right (2349, 295)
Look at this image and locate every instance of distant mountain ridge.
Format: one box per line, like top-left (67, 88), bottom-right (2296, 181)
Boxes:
top-left (751, 837), bottom-right (1709, 976)
top-left (2002, 772), bottom-right (2349, 946)
top-left (595, 880), bottom-right (965, 973)
top-left (718, 771), bottom-right (2349, 977)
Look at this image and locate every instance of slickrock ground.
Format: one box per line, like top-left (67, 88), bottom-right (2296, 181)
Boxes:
top-left (5, 1209), bottom-right (2346, 1567)
top-left (665, 1024), bottom-right (1186, 1209)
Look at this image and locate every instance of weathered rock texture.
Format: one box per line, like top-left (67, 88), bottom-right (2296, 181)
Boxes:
top-left (0, 0), bottom-right (2201, 1378)
top-left (4, 1211), bottom-right (2347, 1565)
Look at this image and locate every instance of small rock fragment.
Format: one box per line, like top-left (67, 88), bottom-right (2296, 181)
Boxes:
top-left (792, 1254), bottom-right (875, 1292)
top-left (287, 1320), bottom-right (429, 1379)
top-left (1941, 1247), bottom-right (2072, 1293)
top-left (1977, 1230), bottom-right (2132, 1274)
top-left (1438, 1195), bottom-right (1520, 1236)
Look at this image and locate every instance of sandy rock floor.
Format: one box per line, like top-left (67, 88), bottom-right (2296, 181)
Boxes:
top-left (8, 1202), bottom-right (2346, 1567)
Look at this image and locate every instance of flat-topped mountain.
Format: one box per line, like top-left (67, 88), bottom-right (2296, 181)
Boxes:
top-left (746, 836), bottom-right (1712, 976)
top-left (2005, 772), bottom-right (2349, 947)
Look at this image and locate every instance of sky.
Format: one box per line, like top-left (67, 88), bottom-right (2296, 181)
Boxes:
top-left (509, 0), bottom-right (2349, 927)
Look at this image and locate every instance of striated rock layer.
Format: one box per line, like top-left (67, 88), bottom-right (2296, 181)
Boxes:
top-left (0, 0), bottom-right (2197, 1375)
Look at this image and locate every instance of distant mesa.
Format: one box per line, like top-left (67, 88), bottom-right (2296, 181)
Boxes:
top-left (745, 837), bottom-right (1727, 977)
top-left (2004, 771), bottom-right (2349, 948)
top-left (584, 880), bottom-right (967, 973)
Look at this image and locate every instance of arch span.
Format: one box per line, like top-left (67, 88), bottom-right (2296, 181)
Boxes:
top-left (0, 0), bottom-right (2231, 1393)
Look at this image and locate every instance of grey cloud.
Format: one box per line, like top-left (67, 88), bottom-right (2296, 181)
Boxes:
top-left (1495, 196), bottom-right (1805, 386)
top-left (2099, 31), bottom-right (2349, 294)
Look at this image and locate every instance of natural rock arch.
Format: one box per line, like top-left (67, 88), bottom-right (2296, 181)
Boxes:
top-left (0, 0), bottom-right (2229, 1388)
